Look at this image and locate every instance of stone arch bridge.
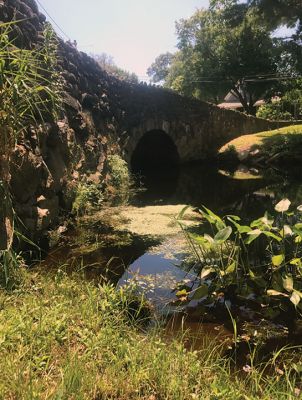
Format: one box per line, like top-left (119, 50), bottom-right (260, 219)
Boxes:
top-left (0, 0), bottom-right (291, 244)
top-left (118, 85), bottom-right (282, 170)
top-left (1, 0), bottom-right (286, 174)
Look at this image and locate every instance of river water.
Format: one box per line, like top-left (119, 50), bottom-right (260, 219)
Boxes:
top-left (43, 163), bottom-right (302, 343)
top-left (119, 164), bottom-right (302, 299)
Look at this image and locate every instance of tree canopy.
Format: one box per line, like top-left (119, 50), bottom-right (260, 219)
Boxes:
top-left (147, 0), bottom-right (302, 115)
top-left (92, 53), bottom-right (138, 84)
top-left (248, 0), bottom-right (302, 32)
top-left (147, 52), bottom-right (174, 84)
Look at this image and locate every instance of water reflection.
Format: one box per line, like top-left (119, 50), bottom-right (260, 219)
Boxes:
top-left (43, 163), bottom-right (302, 310)
top-left (133, 163), bottom-right (266, 212)
top-left (118, 164), bottom-right (302, 307)
top-left (118, 253), bottom-right (194, 306)
top-left (135, 164), bottom-right (302, 217)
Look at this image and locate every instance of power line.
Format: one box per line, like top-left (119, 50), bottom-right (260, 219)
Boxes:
top-left (35, 0), bottom-right (72, 41)
top-left (245, 76), bottom-right (302, 82)
top-left (191, 75), bottom-right (301, 84)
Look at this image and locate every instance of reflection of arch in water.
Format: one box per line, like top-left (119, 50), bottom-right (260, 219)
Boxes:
top-left (133, 163), bottom-right (267, 210)
top-left (131, 129), bottom-right (180, 173)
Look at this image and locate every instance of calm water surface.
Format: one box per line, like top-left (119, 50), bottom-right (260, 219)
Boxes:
top-left (44, 163), bottom-right (302, 341)
top-left (118, 164), bottom-right (302, 305)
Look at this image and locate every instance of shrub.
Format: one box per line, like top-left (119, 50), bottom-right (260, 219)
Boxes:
top-left (220, 144), bottom-right (239, 164)
top-left (256, 102), bottom-right (293, 121)
top-left (257, 88), bottom-right (302, 121)
top-left (72, 182), bottom-right (103, 216)
top-left (105, 154), bottom-right (131, 202)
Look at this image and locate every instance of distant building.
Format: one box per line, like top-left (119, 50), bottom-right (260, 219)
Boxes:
top-left (218, 91), bottom-right (265, 111)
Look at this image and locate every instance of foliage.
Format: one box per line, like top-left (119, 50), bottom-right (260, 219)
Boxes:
top-left (0, 21), bottom-right (61, 147)
top-left (147, 52), bottom-right (174, 83)
top-left (178, 200), bottom-right (302, 326)
top-left (0, 270), bottom-right (301, 398)
top-left (248, 0), bottom-right (302, 32)
top-left (256, 102), bottom-right (293, 121)
top-left (257, 82), bottom-right (302, 121)
top-left (0, 22), bottom-right (61, 287)
top-left (158, 3), bottom-right (277, 113)
top-left (92, 52), bottom-right (139, 83)
top-left (0, 22), bottom-right (61, 203)
top-left (72, 182), bottom-right (103, 217)
top-left (149, 0), bottom-right (302, 115)
top-left (0, 249), bottom-right (24, 290)
top-left (105, 154), bottom-right (132, 203)
top-left (72, 156), bottom-right (131, 216)
top-left (220, 144), bottom-right (239, 163)
top-left (260, 132), bottom-right (302, 163)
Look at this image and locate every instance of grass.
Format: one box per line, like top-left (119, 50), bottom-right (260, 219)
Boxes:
top-left (0, 270), bottom-right (301, 399)
top-left (220, 124), bottom-right (302, 158)
top-left (219, 169), bottom-right (262, 180)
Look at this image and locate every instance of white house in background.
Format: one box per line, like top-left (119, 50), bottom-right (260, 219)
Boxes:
top-left (218, 91), bottom-right (265, 111)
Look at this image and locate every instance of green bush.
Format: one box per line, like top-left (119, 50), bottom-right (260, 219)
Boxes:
top-left (72, 182), bottom-right (103, 216)
top-left (0, 22), bottom-right (61, 285)
top-left (105, 154), bottom-right (131, 203)
top-left (261, 130), bottom-right (302, 160)
top-left (256, 102), bottom-right (293, 121)
top-left (220, 144), bottom-right (239, 163)
top-left (257, 88), bottom-right (302, 121)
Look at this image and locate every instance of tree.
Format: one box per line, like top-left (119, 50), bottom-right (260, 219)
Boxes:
top-left (167, 3), bottom-right (277, 113)
top-left (147, 52), bottom-right (174, 83)
top-left (248, 0), bottom-right (302, 33)
top-left (92, 53), bottom-right (138, 84)
top-left (93, 52), bottom-right (115, 69)
top-left (148, 0), bottom-right (302, 114)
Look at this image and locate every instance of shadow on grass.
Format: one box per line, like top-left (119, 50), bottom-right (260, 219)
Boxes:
top-left (252, 132), bottom-right (302, 163)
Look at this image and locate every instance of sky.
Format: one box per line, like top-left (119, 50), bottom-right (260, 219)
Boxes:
top-left (37, 0), bottom-right (209, 80)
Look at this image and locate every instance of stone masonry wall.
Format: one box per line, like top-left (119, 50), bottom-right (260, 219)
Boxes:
top-left (0, 0), bottom-right (128, 244)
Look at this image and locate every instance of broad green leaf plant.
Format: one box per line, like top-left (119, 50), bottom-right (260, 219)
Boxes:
top-left (177, 199), bottom-right (302, 324)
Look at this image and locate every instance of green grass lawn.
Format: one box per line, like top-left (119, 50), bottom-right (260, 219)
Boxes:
top-left (220, 125), bottom-right (302, 159)
top-left (0, 270), bottom-right (301, 399)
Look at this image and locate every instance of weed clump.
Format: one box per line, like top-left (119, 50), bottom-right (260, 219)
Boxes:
top-left (105, 154), bottom-right (132, 203)
top-left (72, 182), bottom-right (103, 217)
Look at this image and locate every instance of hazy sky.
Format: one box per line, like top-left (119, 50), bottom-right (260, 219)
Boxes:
top-left (37, 0), bottom-right (209, 79)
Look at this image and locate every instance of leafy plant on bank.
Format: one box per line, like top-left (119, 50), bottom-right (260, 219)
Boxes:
top-left (261, 132), bottom-right (302, 163)
top-left (72, 181), bottom-right (104, 217)
top-left (105, 154), bottom-right (132, 204)
top-left (0, 21), bottom-right (61, 182)
top-left (177, 199), bottom-right (302, 325)
top-left (71, 155), bottom-right (132, 218)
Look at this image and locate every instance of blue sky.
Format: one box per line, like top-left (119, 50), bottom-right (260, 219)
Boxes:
top-left (37, 0), bottom-right (209, 79)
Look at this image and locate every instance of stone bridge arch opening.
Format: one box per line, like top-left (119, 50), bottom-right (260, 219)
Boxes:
top-left (131, 129), bottom-right (180, 173)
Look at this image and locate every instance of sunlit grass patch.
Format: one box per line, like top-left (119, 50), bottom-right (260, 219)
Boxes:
top-left (219, 169), bottom-right (262, 180)
top-left (0, 271), bottom-right (301, 399)
top-left (220, 124), bottom-right (302, 155)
